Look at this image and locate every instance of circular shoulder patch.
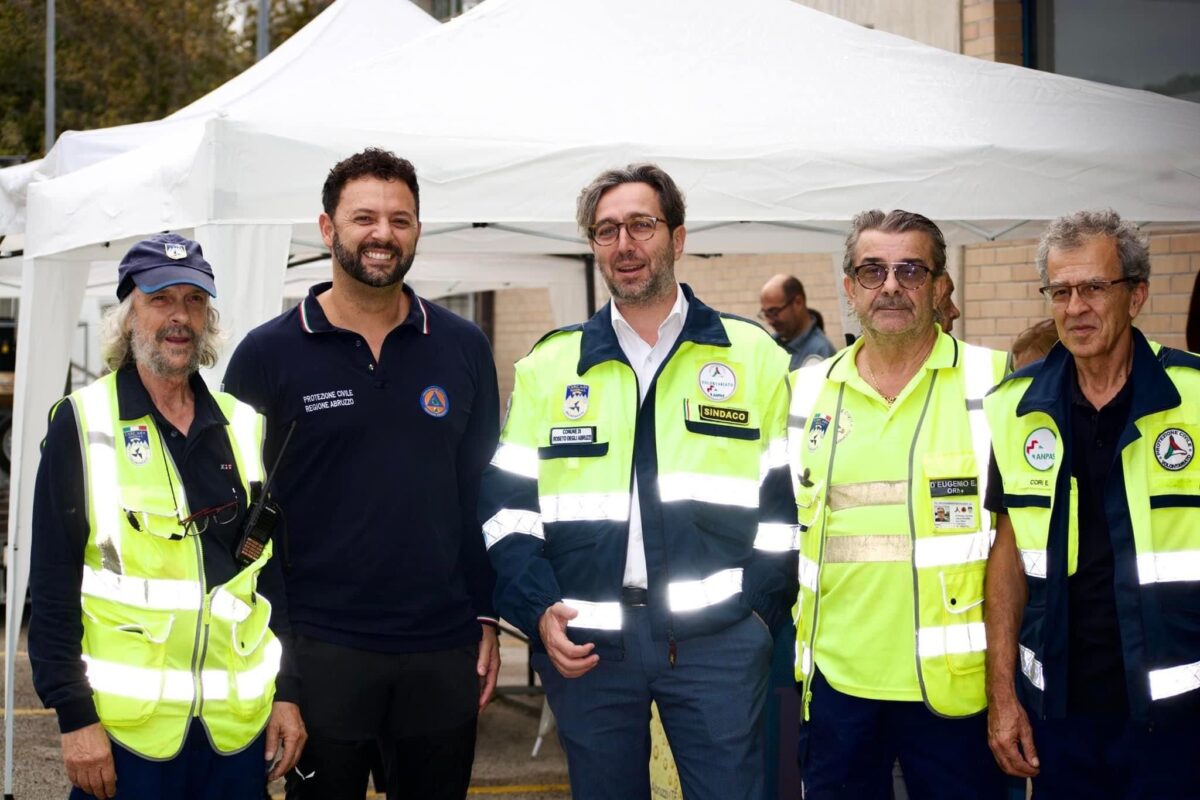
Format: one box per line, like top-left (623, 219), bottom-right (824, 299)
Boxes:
top-left (421, 385), bottom-right (449, 418)
top-left (1023, 427), bottom-right (1056, 471)
top-left (1155, 428), bottom-right (1194, 471)
top-left (698, 362), bottom-right (737, 402)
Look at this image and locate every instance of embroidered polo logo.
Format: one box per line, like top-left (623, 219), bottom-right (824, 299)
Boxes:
top-left (1154, 428), bottom-right (1193, 471)
top-left (421, 386), bottom-right (449, 418)
top-left (563, 384), bottom-right (589, 420)
top-left (698, 362), bottom-right (736, 401)
top-left (123, 425), bottom-right (151, 465)
top-left (1024, 428), bottom-right (1056, 471)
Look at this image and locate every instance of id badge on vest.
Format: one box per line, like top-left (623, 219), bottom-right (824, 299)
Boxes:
top-left (930, 478), bottom-right (978, 531)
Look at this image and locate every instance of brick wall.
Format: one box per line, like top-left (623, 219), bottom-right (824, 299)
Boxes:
top-left (961, 0), bottom-right (1023, 64)
top-left (491, 287), bottom-right (556, 405)
top-left (962, 229), bottom-right (1199, 352)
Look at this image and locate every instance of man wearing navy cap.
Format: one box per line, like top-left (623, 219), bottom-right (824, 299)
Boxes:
top-left (29, 233), bottom-right (306, 799)
top-left (223, 150), bottom-right (501, 800)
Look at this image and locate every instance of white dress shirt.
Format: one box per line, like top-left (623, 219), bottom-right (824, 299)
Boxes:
top-left (610, 285), bottom-right (689, 589)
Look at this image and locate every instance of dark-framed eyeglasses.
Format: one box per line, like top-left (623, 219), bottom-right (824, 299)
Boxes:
top-left (757, 298), bottom-right (796, 320)
top-left (1038, 278), bottom-right (1136, 306)
top-left (587, 215), bottom-right (664, 246)
top-left (851, 261), bottom-right (932, 290)
top-left (124, 499), bottom-right (239, 539)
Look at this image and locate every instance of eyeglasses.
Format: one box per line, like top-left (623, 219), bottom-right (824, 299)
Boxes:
top-left (851, 261), bottom-right (932, 290)
top-left (757, 299), bottom-right (796, 320)
top-left (1038, 278), bottom-right (1136, 306)
top-left (125, 500), bottom-right (239, 539)
top-left (587, 215), bottom-right (664, 246)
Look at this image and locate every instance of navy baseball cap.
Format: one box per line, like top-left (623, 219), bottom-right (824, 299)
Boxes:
top-left (116, 234), bottom-right (217, 301)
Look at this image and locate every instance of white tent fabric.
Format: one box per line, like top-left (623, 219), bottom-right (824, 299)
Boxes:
top-left (7, 0), bottom-right (1200, 789)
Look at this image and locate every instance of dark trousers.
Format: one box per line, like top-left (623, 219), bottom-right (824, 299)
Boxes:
top-left (534, 608), bottom-right (773, 800)
top-left (798, 669), bottom-right (1005, 800)
top-left (283, 635), bottom-right (480, 800)
top-left (70, 719), bottom-right (266, 800)
top-left (1030, 713), bottom-right (1200, 799)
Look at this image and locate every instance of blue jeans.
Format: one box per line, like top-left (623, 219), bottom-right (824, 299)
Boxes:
top-left (70, 719), bottom-right (266, 800)
top-left (535, 608), bottom-right (773, 800)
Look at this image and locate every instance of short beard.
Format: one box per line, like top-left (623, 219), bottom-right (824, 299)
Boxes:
top-left (332, 231), bottom-right (414, 288)
top-left (130, 317), bottom-right (202, 380)
top-left (604, 244), bottom-right (676, 307)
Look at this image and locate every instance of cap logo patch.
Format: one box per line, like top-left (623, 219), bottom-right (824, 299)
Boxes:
top-left (123, 425), bottom-right (151, 465)
top-left (164, 243), bottom-right (188, 260)
top-left (1024, 427), bottom-right (1056, 471)
top-left (1155, 428), bottom-right (1193, 471)
top-left (698, 362), bottom-right (736, 402)
top-left (564, 384), bottom-right (589, 420)
top-left (420, 386), bottom-right (449, 418)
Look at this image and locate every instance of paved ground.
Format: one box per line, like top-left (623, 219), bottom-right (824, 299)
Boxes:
top-left (0, 623), bottom-right (571, 799)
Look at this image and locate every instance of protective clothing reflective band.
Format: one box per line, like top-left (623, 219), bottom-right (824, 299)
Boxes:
top-left (490, 443), bottom-right (540, 479)
top-left (84, 638), bottom-right (281, 703)
top-left (668, 568), bottom-right (743, 612)
top-left (913, 531), bottom-right (991, 567)
top-left (961, 343), bottom-right (996, 533)
top-left (761, 437), bottom-right (789, 478)
top-left (539, 492), bottom-right (630, 523)
top-left (1020, 644), bottom-right (1045, 690)
top-left (916, 622), bottom-right (987, 658)
top-left (798, 640), bottom-right (812, 676)
top-left (754, 523), bottom-right (799, 552)
top-left (1148, 658), bottom-right (1200, 701)
top-left (228, 403), bottom-right (263, 483)
top-left (561, 598), bottom-right (623, 630)
top-left (80, 385), bottom-right (122, 556)
top-left (1137, 550), bottom-right (1200, 584)
top-left (659, 473), bottom-right (760, 508)
top-left (824, 534), bottom-right (911, 563)
top-left (798, 555), bottom-right (819, 592)
top-left (82, 565), bottom-right (203, 611)
top-left (482, 508), bottom-right (545, 548)
top-left (1021, 549), bottom-right (1047, 579)
top-left (209, 588), bottom-right (253, 624)
top-left (827, 481), bottom-right (907, 512)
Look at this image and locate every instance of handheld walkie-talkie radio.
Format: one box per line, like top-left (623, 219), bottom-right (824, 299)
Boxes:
top-left (234, 420), bottom-right (296, 566)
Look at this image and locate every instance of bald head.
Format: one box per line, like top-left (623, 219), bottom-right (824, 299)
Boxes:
top-left (760, 273), bottom-right (811, 340)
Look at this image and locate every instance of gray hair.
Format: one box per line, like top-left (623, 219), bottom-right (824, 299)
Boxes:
top-left (100, 295), bottom-right (225, 374)
top-left (576, 163), bottom-right (686, 234)
top-left (842, 209), bottom-right (947, 277)
top-left (1035, 209), bottom-right (1149, 284)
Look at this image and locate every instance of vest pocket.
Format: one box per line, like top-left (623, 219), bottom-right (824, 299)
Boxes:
top-left (935, 563), bottom-right (986, 676)
top-left (81, 600), bottom-right (172, 726)
top-left (220, 593), bottom-right (276, 719)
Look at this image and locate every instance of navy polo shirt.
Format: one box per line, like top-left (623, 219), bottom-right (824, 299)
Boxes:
top-left (222, 282), bottom-right (499, 654)
top-left (28, 366), bottom-right (295, 734)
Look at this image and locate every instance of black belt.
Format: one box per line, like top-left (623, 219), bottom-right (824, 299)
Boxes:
top-left (621, 586), bottom-right (648, 607)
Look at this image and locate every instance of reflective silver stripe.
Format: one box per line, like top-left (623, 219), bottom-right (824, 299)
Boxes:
top-left (482, 508), bottom-right (545, 549)
top-left (658, 473), bottom-right (759, 508)
top-left (1021, 549), bottom-right (1047, 579)
top-left (789, 363), bottom-right (827, 424)
top-left (760, 436), bottom-right (789, 479)
top-left (80, 382), bottom-right (121, 555)
top-left (668, 568), bottom-right (743, 612)
top-left (914, 531), bottom-right (990, 568)
top-left (798, 555), bottom-right (819, 592)
top-left (209, 587), bottom-right (253, 624)
top-left (228, 401), bottom-right (263, 483)
top-left (82, 565), bottom-right (203, 611)
top-left (490, 442), bottom-right (539, 479)
top-left (1148, 658), bottom-right (1200, 701)
top-left (962, 343), bottom-right (997, 535)
top-left (539, 492), bottom-right (630, 523)
top-left (798, 640), bottom-right (812, 676)
top-left (754, 523), bottom-right (799, 552)
top-left (824, 534), bottom-right (912, 564)
top-left (1138, 551), bottom-right (1200, 584)
top-left (917, 622), bottom-right (987, 658)
top-left (561, 598), bottom-right (623, 631)
top-left (827, 481), bottom-right (907, 511)
top-left (1020, 644), bottom-right (1045, 690)
top-left (202, 637), bottom-right (282, 701)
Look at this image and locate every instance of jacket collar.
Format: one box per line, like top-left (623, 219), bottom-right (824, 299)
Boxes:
top-left (299, 281), bottom-right (429, 335)
top-left (576, 283), bottom-right (730, 375)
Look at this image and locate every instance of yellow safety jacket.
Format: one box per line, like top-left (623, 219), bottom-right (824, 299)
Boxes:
top-left (984, 331), bottom-right (1200, 721)
top-left (790, 331), bottom-right (1006, 718)
top-left (65, 371), bottom-right (279, 759)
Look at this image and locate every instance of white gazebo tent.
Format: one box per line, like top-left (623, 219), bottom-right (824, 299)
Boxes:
top-left (7, 0), bottom-right (1200, 788)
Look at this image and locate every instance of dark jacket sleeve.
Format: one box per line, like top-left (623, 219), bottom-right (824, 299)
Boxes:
top-left (458, 332), bottom-right (500, 624)
top-left (28, 400), bottom-right (99, 734)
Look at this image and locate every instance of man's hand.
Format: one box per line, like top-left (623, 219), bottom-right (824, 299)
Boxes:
top-left (265, 701), bottom-right (307, 781)
top-left (478, 624), bottom-right (502, 710)
top-left (62, 722), bottom-right (116, 800)
top-left (987, 691), bottom-right (1040, 778)
top-left (538, 602), bottom-right (599, 678)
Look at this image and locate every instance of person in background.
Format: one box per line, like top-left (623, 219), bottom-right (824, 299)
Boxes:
top-left (759, 274), bottom-right (838, 368)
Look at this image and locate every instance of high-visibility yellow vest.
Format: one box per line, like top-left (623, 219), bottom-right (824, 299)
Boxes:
top-left (789, 332), bottom-right (1006, 718)
top-left (66, 372), bottom-right (279, 759)
top-left (984, 333), bottom-right (1200, 721)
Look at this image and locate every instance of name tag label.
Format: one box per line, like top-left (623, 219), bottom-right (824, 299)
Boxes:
top-left (933, 501), bottom-right (977, 531)
top-left (929, 477), bottom-right (978, 497)
top-left (697, 404), bottom-right (750, 426)
top-left (550, 426), bottom-right (596, 445)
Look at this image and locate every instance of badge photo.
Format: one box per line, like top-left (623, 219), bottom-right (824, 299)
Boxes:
top-left (698, 362), bottom-right (737, 402)
top-left (420, 385), bottom-right (449, 418)
top-left (123, 425), bottom-right (151, 465)
top-left (1023, 427), bottom-right (1056, 471)
top-left (1155, 428), bottom-right (1194, 471)
top-left (564, 384), bottom-right (589, 420)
